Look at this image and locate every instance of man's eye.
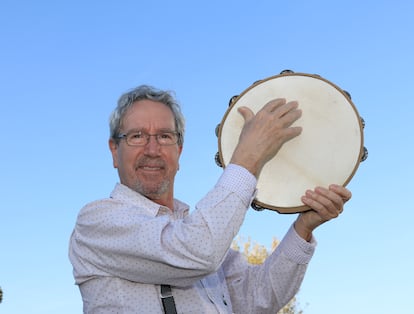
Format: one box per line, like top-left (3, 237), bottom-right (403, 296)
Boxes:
top-left (130, 132), bottom-right (145, 139)
top-left (159, 133), bottom-right (173, 140)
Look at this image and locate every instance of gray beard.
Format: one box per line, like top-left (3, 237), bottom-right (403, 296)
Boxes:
top-left (133, 179), bottom-right (170, 200)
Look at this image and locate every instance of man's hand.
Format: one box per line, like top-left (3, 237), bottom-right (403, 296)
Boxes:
top-left (294, 184), bottom-right (352, 241)
top-left (230, 98), bottom-right (302, 177)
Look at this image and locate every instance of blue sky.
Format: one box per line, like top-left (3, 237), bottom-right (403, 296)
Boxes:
top-left (1, 1), bottom-right (413, 313)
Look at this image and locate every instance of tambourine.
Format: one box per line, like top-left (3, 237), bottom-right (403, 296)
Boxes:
top-left (215, 70), bottom-right (368, 214)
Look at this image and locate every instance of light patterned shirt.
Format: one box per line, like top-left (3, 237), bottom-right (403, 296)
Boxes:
top-left (69, 164), bottom-right (315, 313)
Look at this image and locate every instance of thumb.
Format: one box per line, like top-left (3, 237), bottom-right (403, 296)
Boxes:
top-left (237, 106), bottom-right (254, 122)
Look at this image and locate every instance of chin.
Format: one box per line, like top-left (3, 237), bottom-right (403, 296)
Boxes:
top-left (134, 179), bottom-right (170, 198)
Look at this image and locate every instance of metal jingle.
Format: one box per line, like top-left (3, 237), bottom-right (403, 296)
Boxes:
top-left (252, 79), bottom-right (263, 85)
top-left (215, 152), bottom-right (223, 167)
top-left (228, 95), bottom-right (238, 107)
top-left (361, 146), bottom-right (368, 162)
top-left (215, 123), bottom-right (220, 137)
top-left (343, 90), bottom-right (352, 100)
top-left (251, 201), bottom-right (265, 211)
top-left (360, 117), bottom-right (365, 129)
top-left (280, 69), bottom-right (294, 74)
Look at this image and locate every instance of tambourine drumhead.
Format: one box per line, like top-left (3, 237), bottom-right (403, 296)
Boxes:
top-left (218, 73), bottom-right (365, 213)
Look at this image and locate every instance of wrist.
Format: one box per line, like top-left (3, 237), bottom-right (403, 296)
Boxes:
top-left (294, 218), bottom-right (313, 242)
top-left (229, 151), bottom-right (262, 178)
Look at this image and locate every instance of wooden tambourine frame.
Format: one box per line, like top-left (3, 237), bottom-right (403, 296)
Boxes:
top-left (216, 72), bottom-right (367, 214)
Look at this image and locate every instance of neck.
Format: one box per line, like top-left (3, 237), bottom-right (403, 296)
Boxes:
top-left (147, 194), bottom-right (174, 211)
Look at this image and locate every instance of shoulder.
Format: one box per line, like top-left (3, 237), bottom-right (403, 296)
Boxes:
top-left (75, 197), bottom-right (123, 224)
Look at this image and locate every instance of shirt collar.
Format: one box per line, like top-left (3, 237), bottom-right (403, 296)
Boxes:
top-left (110, 183), bottom-right (189, 218)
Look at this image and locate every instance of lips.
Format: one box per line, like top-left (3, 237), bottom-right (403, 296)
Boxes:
top-left (136, 158), bottom-right (165, 172)
top-left (140, 165), bottom-right (163, 171)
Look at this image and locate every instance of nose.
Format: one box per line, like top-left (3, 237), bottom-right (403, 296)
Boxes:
top-left (144, 135), bottom-right (161, 155)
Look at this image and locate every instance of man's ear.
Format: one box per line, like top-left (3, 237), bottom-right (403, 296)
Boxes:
top-left (109, 139), bottom-right (119, 169)
top-left (177, 145), bottom-right (183, 170)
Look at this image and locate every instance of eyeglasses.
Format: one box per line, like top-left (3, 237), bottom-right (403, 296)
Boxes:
top-left (116, 130), bottom-right (180, 146)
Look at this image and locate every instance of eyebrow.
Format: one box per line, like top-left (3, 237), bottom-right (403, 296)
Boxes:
top-left (123, 127), bottom-right (177, 134)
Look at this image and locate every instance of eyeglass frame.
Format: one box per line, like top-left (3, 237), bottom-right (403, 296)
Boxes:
top-left (115, 129), bottom-right (182, 146)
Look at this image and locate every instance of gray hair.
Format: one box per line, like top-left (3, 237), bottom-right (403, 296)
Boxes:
top-left (109, 85), bottom-right (185, 145)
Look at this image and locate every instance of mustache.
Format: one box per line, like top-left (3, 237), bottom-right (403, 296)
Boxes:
top-left (136, 157), bottom-right (166, 168)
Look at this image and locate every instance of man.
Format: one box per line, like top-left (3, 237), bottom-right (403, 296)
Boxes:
top-left (69, 85), bottom-right (351, 313)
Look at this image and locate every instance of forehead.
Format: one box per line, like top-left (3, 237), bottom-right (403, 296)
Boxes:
top-left (122, 99), bottom-right (175, 130)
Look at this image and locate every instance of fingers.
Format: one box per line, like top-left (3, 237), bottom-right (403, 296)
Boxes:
top-left (265, 99), bottom-right (302, 132)
top-left (261, 99), bottom-right (301, 118)
top-left (239, 99), bottom-right (302, 135)
top-left (262, 98), bottom-right (288, 113)
top-left (301, 185), bottom-right (352, 220)
top-left (295, 185), bottom-right (352, 240)
top-left (238, 98), bottom-right (301, 122)
top-left (329, 184), bottom-right (352, 202)
top-left (231, 98), bottom-right (302, 177)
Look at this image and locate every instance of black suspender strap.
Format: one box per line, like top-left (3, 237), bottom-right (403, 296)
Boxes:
top-left (160, 284), bottom-right (177, 314)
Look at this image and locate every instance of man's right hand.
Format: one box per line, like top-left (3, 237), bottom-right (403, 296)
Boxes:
top-left (230, 98), bottom-right (302, 178)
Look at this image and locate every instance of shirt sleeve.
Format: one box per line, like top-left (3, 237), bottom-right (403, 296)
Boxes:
top-left (69, 164), bottom-right (257, 287)
top-left (222, 225), bottom-right (316, 313)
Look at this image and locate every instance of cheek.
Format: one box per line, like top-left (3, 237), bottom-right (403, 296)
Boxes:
top-left (115, 148), bottom-right (139, 175)
top-left (120, 150), bottom-right (138, 170)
